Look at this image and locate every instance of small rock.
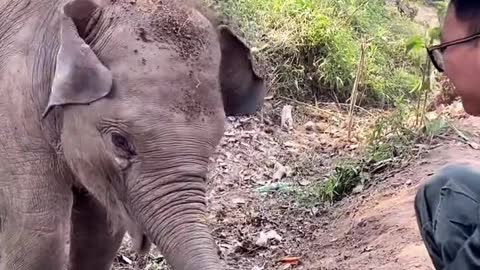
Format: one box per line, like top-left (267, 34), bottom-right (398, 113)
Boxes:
top-left (266, 159), bottom-right (275, 168)
top-left (255, 232), bottom-right (269, 247)
top-left (273, 162), bottom-right (287, 181)
top-left (315, 122), bottom-right (328, 132)
top-left (304, 121), bottom-right (315, 131)
top-left (256, 230), bottom-right (283, 247)
top-left (406, 180), bottom-right (412, 186)
top-left (352, 184), bottom-right (364, 194)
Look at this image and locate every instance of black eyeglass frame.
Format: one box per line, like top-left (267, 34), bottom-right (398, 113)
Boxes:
top-left (426, 32), bottom-right (480, 72)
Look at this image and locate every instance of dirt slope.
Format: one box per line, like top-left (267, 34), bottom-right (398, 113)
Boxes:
top-left (306, 116), bottom-right (480, 270)
top-left (310, 142), bottom-right (480, 270)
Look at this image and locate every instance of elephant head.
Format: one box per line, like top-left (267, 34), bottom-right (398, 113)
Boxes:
top-left (43, 0), bottom-right (265, 269)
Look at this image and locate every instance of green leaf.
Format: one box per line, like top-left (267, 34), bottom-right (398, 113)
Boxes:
top-left (409, 80), bottom-right (422, 94)
top-left (428, 27), bottom-right (441, 43)
top-left (405, 35), bottom-right (425, 54)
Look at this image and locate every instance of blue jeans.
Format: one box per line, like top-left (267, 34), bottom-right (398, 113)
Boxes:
top-left (415, 164), bottom-right (480, 269)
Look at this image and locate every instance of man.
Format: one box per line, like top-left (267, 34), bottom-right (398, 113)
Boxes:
top-left (416, 1), bottom-right (480, 269)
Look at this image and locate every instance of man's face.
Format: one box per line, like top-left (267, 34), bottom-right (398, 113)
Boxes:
top-left (442, 5), bottom-right (480, 115)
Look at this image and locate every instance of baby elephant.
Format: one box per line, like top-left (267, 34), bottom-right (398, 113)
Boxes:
top-left (0, 0), bottom-right (265, 269)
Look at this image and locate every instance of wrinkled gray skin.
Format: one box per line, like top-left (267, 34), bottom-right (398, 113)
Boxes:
top-left (0, 0), bottom-right (265, 269)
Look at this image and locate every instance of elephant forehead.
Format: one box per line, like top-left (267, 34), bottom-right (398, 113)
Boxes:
top-left (117, 69), bottom-right (225, 123)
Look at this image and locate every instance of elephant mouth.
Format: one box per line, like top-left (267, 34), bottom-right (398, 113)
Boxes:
top-left (121, 210), bottom-right (152, 254)
top-left (132, 233), bottom-right (152, 254)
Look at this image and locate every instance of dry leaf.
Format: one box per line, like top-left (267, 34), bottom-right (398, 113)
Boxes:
top-left (224, 131), bottom-right (235, 137)
top-left (279, 256), bottom-right (301, 265)
top-left (299, 180), bottom-right (311, 186)
top-left (232, 197), bottom-right (246, 205)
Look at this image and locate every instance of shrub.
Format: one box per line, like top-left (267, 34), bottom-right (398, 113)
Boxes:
top-left (207, 0), bottom-right (426, 106)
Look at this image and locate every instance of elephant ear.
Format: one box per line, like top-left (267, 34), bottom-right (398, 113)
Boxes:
top-left (218, 25), bottom-right (266, 116)
top-left (42, 0), bottom-right (112, 118)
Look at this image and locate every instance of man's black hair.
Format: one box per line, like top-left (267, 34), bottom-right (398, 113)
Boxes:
top-left (450, 0), bottom-right (480, 33)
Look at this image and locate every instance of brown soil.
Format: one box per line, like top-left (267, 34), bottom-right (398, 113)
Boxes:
top-left (308, 140), bottom-right (480, 270)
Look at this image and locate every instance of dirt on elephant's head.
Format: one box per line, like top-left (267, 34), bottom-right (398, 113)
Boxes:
top-left (126, 0), bottom-right (211, 61)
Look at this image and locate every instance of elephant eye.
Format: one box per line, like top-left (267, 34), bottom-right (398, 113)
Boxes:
top-left (111, 133), bottom-right (136, 157)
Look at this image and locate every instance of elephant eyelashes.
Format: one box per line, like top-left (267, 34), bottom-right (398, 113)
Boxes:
top-left (111, 133), bottom-right (136, 157)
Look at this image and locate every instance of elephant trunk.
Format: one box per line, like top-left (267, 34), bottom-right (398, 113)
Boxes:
top-left (131, 173), bottom-right (221, 270)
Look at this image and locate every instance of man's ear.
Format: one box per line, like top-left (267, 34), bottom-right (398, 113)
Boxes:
top-left (217, 25), bottom-right (265, 116)
top-left (43, 0), bottom-right (112, 118)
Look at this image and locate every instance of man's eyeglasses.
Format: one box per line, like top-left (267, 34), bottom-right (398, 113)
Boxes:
top-left (427, 32), bottom-right (480, 72)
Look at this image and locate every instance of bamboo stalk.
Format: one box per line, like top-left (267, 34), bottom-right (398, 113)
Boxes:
top-left (347, 42), bottom-right (368, 140)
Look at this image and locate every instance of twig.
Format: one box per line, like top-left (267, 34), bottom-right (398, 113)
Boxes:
top-left (317, 101), bottom-right (376, 117)
top-left (278, 96), bottom-right (341, 117)
top-left (451, 124), bottom-right (470, 142)
top-left (347, 42), bottom-right (368, 140)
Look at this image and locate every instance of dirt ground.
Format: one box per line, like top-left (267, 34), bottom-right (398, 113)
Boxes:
top-left (113, 100), bottom-right (480, 270)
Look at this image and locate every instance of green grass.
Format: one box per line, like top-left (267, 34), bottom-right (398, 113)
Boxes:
top-left (312, 161), bottom-right (365, 203)
top-left (207, 0), bottom-right (426, 105)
